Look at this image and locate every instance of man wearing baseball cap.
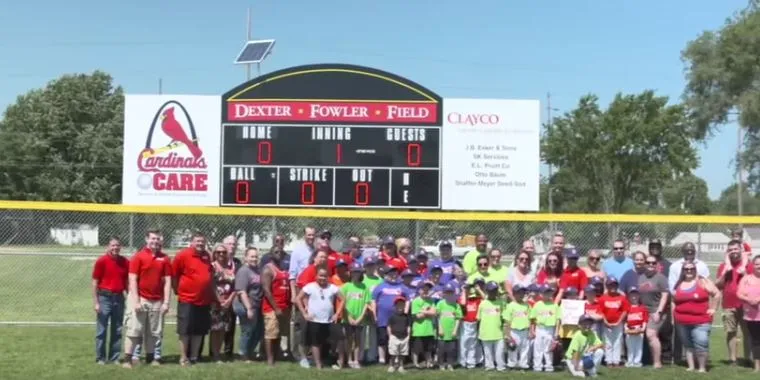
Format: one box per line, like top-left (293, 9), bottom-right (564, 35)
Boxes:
top-left (667, 242), bottom-right (710, 293)
top-left (647, 239), bottom-right (671, 277)
top-left (428, 241), bottom-right (458, 283)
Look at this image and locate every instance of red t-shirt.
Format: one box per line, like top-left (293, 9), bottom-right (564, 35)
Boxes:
top-left (325, 249), bottom-right (345, 275)
top-left (416, 263), bottom-right (428, 276)
top-left (559, 266), bottom-right (588, 293)
top-left (536, 271), bottom-right (560, 287)
top-left (598, 292), bottom-right (630, 323)
top-left (743, 242), bottom-right (752, 254)
top-left (172, 248), bottom-right (214, 306)
top-left (673, 282), bottom-right (711, 325)
top-left (717, 261), bottom-right (752, 309)
top-left (380, 252), bottom-right (408, 271)
top-left (297, 264), bottom-right (319, 289)
top-left (128, 247), bottom-right (172, 301)
top-left (626, 304), bottom-right (649, 329)
top-left (461, 297), bottom-right (482, 322)
top-left (262, 263), bottom-right (291, 313)
top-left (93, 254), bottom-right (129, 293)
top-left (584, 299), bottom-right (602, 319)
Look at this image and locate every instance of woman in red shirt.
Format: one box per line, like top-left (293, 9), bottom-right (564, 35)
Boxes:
top-left (536, 252), bottom-right (562, 289)
top-left (673, 263), bottom-right (721, 373)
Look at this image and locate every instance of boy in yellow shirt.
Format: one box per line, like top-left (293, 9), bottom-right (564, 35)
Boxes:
top-left (565, 314), bottom-right (605, 377)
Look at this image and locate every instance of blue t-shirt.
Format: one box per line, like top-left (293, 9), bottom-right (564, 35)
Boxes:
top-left (372, 280), bottom-right (406, 327)
top-left (430, 284), bottom-right (445, 301)
top-left (427, 258), bottom-right (457, 283)
top-left (602, 257), bottom-right (634, 281)
top-left (410, 275), bottom-right (424, 288)
top-left (403, 284), bottom-right (418, 300)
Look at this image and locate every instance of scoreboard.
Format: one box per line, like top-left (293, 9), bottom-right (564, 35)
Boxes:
top-left (219, 64), bottom-right (443, 209)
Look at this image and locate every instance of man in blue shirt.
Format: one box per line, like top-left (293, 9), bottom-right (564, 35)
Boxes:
top-left (427, 241), bottom-right (458, 283)
top-left (602, 239), bottom-right (634, 281)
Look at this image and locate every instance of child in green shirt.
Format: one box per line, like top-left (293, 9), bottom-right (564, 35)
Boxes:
top-left (436, 283), bottom-right (462, 371)
top-left (530, 284), bottom-right (562, 372)
top-left (477, 281), bottom-right (506, 371)
top-left (342, 263), bottom-right (371, 369)
top-left (503, 284), bottom-right (531, 370)
top-left (411, 281), bottom-right (437, 369)
top-left (566, 314), bottom-right (604, 377)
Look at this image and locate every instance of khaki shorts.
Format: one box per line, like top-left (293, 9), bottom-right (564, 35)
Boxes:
top-left (388, 334), bottom-right (409, 356)
top-left (723, 308), bottom-right (744, 333)
top-left (124, 298), bottom-right (164, 339)
top-left (263, 309), bottom-right (290, 340)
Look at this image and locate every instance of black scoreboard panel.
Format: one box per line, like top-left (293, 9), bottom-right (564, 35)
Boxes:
top-left (220, 124), bottom-right (441, 208)
top-left (222, 124), bottom-right (439, 168)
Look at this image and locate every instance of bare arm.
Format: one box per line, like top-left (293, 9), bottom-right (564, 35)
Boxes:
top-left (261, 267), bottom-right (280, 313)
top-left (162, 276), bottom-right (172, 305)
top-left (296, 289), bottom-right (309, 316)
top-left (91, 279), bottom-right (100, 309)
top-left (701, 278), bottom-right (721, 312)
top-left (128, 273), bottom-right (139, 301)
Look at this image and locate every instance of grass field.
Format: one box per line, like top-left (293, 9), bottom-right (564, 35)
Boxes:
top-left (0, 325), bottom-right (755, 380)
top-left (0, 254), bottom-right (753, 379)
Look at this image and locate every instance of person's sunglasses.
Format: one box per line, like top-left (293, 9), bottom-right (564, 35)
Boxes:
top-left (548, 259), bottom-right (558, 263)
top-left (684, 267), bottom-right (696, 272)
top-left (613, 247), bottom-right (625, 251)
top-left (645, 261), bottom-right (657, 265)
top-left (214, 250), bottom-right (226, 254)
top-left (588, 257), bottom-right (600, 262)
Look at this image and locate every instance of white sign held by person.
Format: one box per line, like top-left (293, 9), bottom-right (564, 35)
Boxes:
top-left (560, 299), bottom-right (586, 325)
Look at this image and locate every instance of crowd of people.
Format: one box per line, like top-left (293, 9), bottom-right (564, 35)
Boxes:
top-left (91, 227), bottom-right (760, 375)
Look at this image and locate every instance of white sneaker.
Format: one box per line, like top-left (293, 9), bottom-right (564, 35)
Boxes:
top-left (398, 366), bottom-right (406, 373)
top-left (388, 366), bottom-right (396, 373)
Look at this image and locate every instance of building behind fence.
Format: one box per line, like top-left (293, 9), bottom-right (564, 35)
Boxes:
top-left (0, 200), bottom-right (757, 324)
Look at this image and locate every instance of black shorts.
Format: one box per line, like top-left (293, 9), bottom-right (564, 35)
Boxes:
top-left (176, 302), bottom-right (211, 336)
top-left (344, 324), bottom-right (362, 340)
top-left (330, 323), bottom-right (346, 341)
top-left (304, 322), bottom-right (331, 347)
top-left (377, 326), bottom-right (389, 346)
top-left (412, 336), bottom-right (435, 354)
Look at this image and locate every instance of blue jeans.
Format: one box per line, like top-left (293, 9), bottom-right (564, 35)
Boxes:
top-left (676, 323), bottom-right (711, 354)
top-left (95, 293), bottom-right (125, 362)
top-left (234, 303), bottom-right (263, 359)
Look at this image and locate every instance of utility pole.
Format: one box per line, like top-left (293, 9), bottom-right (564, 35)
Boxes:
top-left (158, 78), bottom-right (163, 95)
top-left (737, 125), bottom-right (744, 228)
top-left (246, 8), bottom-right (252, 81)
top-left (547, 92), bottom-right (555, 233)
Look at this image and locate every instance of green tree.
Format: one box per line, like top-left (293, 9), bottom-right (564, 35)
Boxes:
top-left (681, 3), bottom-right (760, 189)
top-left (0, 71), bottom-right (124, 202)
top-left (543, 91), bottom-right (699, 215)
top-left (713, 182), bottom-right (760, 214)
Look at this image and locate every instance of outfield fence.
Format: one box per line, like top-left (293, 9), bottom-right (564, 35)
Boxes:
top-left (0, 200), bottom-right (755, 324)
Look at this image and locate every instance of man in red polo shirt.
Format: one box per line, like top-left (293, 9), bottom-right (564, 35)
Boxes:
top-left (92, 236), bottom-right (129, 364)
top-left (716, 239), bottom-right (753, 365)
top-left (172, 231), bottom-right (216, 366)
top-left (123, 229), bottom-right (172, 368)
top-left (556, 248), bottom-right (588, 302)
top-left (379, 236), bottom-right (407, 271)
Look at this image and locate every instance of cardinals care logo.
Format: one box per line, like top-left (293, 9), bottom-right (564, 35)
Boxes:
top-left (135, 101), bottom-right (208, 192)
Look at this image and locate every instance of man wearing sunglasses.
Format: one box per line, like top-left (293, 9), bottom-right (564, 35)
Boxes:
top-left (647, 240), bottom-right (671, 277)
top-left (602, 240), bottom-right (634, 282)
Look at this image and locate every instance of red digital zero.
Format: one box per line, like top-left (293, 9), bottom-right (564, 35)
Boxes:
top-left (355, 182), bottom-right (370, 205)
top-left (301, 182), bottom-right (315, 205)
top-left (235, 181), bottom-right (250, 204)
top-left (257, 141), bottom-right (272, 164)
top-left (407, 143), bottom-right (421, 167)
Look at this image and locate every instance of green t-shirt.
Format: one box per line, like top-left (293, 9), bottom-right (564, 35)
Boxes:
top-left (363, 275), bottom-right (383, 292)
top-left (477, 298), bottom-right (505, 341)
top-left (565, 330), bottom-right (601, 360)
top-left (489, 264), bottom-right (509, 285)
top-left (436, 300), bottom-right (463, 341)
top-left (341, 282), bottom-right (370, 323)
top-left (502, 301), bottom-right (531, 330)
top-left (530, 301), bottom-right (562, 327)
top-left (411, 297), bottom-right (436, 337)
top-left (462, 249), bottom-right (485, 276)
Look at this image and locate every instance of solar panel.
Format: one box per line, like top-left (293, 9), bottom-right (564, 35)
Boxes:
top-left (234, 39), bottom-right (275, 64)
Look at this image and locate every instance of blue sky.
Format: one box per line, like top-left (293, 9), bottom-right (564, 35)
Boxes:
top-left (0, 0), bottom-right (747, 199)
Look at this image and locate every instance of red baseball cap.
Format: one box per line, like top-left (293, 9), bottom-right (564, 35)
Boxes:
top-left (393, 296), bottom-right (406, 304)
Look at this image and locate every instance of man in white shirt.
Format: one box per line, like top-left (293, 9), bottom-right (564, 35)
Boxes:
top-left (667, 242), bottom-right (711, 293)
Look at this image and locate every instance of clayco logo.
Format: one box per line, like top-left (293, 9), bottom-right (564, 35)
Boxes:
top-left (136, 100), bottom-right (209, 192)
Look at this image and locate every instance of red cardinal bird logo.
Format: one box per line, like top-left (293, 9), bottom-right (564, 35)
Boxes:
top-left (160, 107), bottom-right (203, 159)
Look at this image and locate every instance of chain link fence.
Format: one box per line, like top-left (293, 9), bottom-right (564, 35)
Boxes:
top-left (0, 205), bottom-right (749, 323)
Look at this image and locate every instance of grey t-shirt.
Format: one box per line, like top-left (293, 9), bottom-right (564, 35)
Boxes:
top-left (234, 265), bottom-right (263, 309)
top-left (303, 282), bottom-right (340, 323)
top-left (636, 272), bottom-right (668, 313)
